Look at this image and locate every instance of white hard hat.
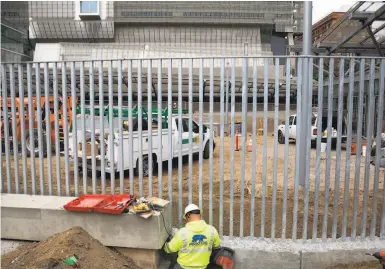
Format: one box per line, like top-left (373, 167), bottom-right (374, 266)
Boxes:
top-left (184, 204), bottom-right (200, 218)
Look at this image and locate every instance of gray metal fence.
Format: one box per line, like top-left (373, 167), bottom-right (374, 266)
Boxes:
top-left (1, 56), bottom-right (385, 241)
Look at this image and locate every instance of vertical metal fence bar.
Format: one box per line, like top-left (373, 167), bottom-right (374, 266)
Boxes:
top-left (53, 63), bottom-right (61, 196)
top-left (312, 58), bottom-right (324, 241)
top-left (0, 67), bottom-right (2, 193)
top-left (108, 61), bottom-right (115, 193)
top-left (167, 59), bottom-right (173, 219)
top-left (18, 64), bottom-right (28, 194)
top-left (188, 58), bottom-right (193, 204)
top-left (27, 63), bottom-right (36, 194)
top-left (292, 57), bottom-right (303, 241)
top-left (138, 60), bottom-right (143, 197)
top-left (118, 60), bottom-right (124, 194)
top-left (44, 63), bottom-right (53, 195)
top-left (303, 58), bottom-right (313, 241)
top-left (322, 58), bottom-right (335, 241)
top-left (352, 59), bottom-right (365, 238)
top-left (90, 61), bottom-right (96, 194)
top-left (341, 59), bottom-right (355, 239)
top-left (178, 59), bottom-right (183, 228)
top-left (272, 58), bottom-right (280, 239)
top-left (282, 58), bottom-right (291, 239)
top-left (361, 59), bottom-right (376, 239)
top-left (229, 58), bottom-right (235, 237)
top-left (250, 58), bottom-right (257, 237)
top-left (371, 59), bottom-right (384, 239)
top-left (332, 59), bottom-right (345, 240)
top-left (2, 64), bottom-right (12, 193)
top-left (10, 64), bottom-right (20, 194)
top-left (99, 61), bottom-right (106, 194)
top-left (379, 60), bottom-right (385, 239)
top-left (261, 57), bottom-right (269, 238)
top-left (198, 59), bottom-right (203, 209)
top-left (128, 60), bottom-right (133, 195)
top-left (62, 63), bottom-right (70, 196)
top-left (36, 63), bottom-right (45, 195)
top-left (209, 58), bottom-right (214, 226)
top-left (240, 57), bottom-right (248, 237)
top-left (148, 60), bottom-right (153, 197)
top-left (71, 62), bottom-right (79, 196)
top-left (157, 60), bottom-right (163, 198)
top-left (219, 58), bottom-right (225, 236)
top-left (80, 62), bottom-right (87, 194)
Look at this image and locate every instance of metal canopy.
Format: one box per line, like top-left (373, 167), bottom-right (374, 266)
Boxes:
top-left (292, 1), bottom-right (385, 56)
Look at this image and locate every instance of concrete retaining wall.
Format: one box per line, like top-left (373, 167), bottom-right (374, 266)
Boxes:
top-left (1, 194), bottom-right (171, 249)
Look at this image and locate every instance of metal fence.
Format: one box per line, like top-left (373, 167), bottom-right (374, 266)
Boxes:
top-left (1, 56), bottom-right (385, 241)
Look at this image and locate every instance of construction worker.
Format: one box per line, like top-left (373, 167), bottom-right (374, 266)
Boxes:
top-left (163, 204), bottom-right (221, 269)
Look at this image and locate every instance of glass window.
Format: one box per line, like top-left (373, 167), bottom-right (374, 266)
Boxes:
top-left (182, 118), bottom-right (189, 132)
top-left (289, 116), bottom-right (295, 125)
top-left (80, 1), bottom-right (98, 14)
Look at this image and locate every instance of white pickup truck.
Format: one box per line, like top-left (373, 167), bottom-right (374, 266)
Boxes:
top-left (277, 113), bottom-right (347, 145)
top-left (68, 115), bottom-right (215, 176)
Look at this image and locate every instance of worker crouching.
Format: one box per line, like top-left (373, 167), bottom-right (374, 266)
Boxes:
top-left (163, 204), bottom-right (221, 269)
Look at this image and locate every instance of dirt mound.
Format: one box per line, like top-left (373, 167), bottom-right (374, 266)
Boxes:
top-left (1, 227), bottom-right (141, 269)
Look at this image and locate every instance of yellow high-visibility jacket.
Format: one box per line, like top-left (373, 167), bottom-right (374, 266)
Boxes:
top-left (163, 220), bottom-right (221, 269)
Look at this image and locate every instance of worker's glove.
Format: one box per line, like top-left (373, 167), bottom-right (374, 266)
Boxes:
top-left (166, 235), bottom-right (172, 243)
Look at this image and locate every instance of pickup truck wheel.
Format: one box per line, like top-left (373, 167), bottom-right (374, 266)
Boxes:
top-left (278, 131), bottom-right (285, 144)
top-left (25, 130), bottom-right (45, 157)
top-left (203, 142), bottom-right (211, 159)
top-left (135, 155), bottom-right (153, 177)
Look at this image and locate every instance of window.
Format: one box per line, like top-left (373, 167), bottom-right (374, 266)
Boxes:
top-left (289, 116), bottom-right (295, 125)
top-left (182, 118), bottom-right (189, 132)
top-left (80, 1), bottom-right (98, 14)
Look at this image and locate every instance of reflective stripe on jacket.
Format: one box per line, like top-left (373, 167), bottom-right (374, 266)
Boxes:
top-left (163, 220), bottom-right (220, 269)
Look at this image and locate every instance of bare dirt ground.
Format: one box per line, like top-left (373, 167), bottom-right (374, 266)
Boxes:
top-left (1, 227), bottom-right (140, 269)
top-left (2, 110), bottom-right (385, 238)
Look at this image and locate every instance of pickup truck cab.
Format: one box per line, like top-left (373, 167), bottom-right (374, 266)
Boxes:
top-left (69, 113), bottom-right (215, 176)
top-left (278, 113), bottom-right (347, 145)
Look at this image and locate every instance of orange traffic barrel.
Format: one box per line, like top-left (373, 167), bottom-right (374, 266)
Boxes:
top-left (351, 143), bottom-right (357, 155)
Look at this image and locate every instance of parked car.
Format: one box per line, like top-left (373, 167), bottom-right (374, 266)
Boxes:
top-left (277, 112), bottom-right (347, 145)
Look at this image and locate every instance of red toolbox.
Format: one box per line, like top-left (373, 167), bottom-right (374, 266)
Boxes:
top-left (94, 194), bottom-right (135, 215)
top-left (63, 195), bottom-right (111, 213)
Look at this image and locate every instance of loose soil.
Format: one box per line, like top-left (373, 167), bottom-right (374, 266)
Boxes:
top-left (1, 227), bottom-right (141, 269)
top-left (2, 115), bottom-right (385, 238)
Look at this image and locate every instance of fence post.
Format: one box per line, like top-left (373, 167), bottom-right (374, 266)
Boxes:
top-left (299, 1), bottom-right (313, 186)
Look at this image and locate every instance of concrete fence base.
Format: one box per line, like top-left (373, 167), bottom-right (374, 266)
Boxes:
top-left (221, 236), bottom-right (385, 269)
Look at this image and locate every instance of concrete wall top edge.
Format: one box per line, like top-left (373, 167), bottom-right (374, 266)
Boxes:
top-left (221, 236), bottom-right (385, 254)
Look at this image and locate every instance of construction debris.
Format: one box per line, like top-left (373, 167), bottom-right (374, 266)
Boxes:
top-left (1, 227), bottom-right (141, 269)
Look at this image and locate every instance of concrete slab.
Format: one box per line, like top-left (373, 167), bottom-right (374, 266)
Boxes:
top-left (116, 247), bottom-right (161, 269)
top-left (1, 240), bottom-right (31, 255)
top-left (301, 249), bottom-right (378, 269)
top-left (233, 249), bottom-right (300, 269)
top-left (1, 194), bottom-right (171, 250)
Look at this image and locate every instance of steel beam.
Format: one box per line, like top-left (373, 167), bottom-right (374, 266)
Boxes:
top-left (361, 22), bottom-right (385, 43)
top-left (327, 4), bottom-right (385, 55)
top-left (366, 26), bottom-right (384, 56)
top-left (350, 12), bottom-right (385, 21)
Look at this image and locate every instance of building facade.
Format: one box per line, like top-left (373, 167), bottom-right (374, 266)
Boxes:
top-left (27, 1), bottom-right (303, 65)
top-left (1, 1), bottom-right (33, 62)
